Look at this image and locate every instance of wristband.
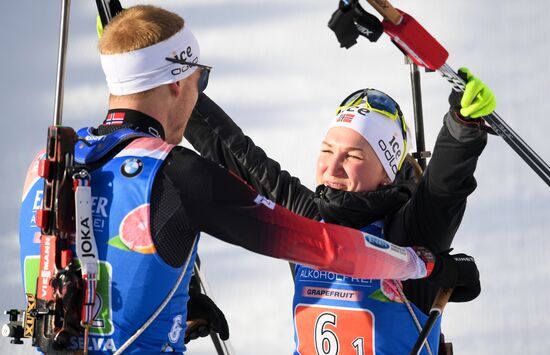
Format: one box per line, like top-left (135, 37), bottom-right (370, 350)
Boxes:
top-left (414, 247), bottom-right (435, 277)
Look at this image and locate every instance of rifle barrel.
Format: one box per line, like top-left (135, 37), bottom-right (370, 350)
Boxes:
top-left (53, 0), bottom-right (71, 126)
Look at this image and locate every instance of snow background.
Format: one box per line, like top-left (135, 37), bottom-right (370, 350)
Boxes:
top-left (1, 0), bottom-right (549, 354)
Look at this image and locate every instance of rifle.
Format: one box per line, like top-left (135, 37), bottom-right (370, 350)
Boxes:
top-left (3, 0), bottom-right (103, 353)
top-left (1, 127), bottom-right (78, 352)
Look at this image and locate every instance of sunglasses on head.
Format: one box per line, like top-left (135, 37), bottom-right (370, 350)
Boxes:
top-left (336, 88), bottom-right (407, 141)
top-left (165, 57), bottom-right (212, 93)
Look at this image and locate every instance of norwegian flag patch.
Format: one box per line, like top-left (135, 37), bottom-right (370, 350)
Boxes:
top-left (337, 113), bottom-right (354, 123)
top-left (105, 112), bottom-right (125, 125)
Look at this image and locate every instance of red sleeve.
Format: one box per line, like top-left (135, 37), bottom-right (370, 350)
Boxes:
top-left (168, 147), bottom-right (426, 280)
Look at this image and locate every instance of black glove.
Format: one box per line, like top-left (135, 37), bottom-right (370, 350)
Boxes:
top-left (352, 2), bottom-right (384, 42)
top-left (185, 275), bottom-right (229, 344)
top-left (328, 0), bottom-right (360, 48)
top-left (428, 252), bottom-right (481, 303)
top-left (328, 0), bottom-right (383, 49)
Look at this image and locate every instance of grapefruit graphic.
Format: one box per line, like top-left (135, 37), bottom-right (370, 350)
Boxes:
top-left (110, 204), bottom-right (156, 254)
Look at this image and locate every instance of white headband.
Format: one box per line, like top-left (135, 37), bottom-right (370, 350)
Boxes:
top-left (328, 106), bottom-right (407, 182)
top-left (100, 26), bottom-right (200, 95)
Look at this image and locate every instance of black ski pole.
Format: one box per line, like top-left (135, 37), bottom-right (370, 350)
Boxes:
top-left (410, 288), bottom-right (453, 355)
top-left (193, 262), bottom-right (236, 355)
top-left (406, 57), bottom-right (431, 170)
top-left (95, 0), bottom-right (122, 27)
top-left (96, 0), bottom-right (113, 26)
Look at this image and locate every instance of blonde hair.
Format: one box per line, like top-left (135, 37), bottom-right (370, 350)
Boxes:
top-left (98, 5), bottom-right (184, 55)
top-left (99, 5), bottom-right (184, 99)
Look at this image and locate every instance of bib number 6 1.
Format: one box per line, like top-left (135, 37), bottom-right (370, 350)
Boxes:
top-left (315, 312), bottom-right (365, 355)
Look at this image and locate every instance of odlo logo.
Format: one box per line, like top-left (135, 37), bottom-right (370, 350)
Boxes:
top-left (170, 48), bottom-right (198, 76)
top-left (378, 135), bottom-right (402, 175)
top-left (341, 106), bottom-right (370, 116)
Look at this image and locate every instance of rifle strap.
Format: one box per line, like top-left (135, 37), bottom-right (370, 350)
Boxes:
top-left (73, 169), bottom-right (98, 328)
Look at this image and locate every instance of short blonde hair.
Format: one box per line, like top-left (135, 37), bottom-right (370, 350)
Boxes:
top-left (99, 5), bottom-right (184, 55)
top-left (99, 5), bottom-right (184, 98)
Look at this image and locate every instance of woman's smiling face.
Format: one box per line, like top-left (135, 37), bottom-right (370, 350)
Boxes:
top-left (316, 127), bottom-right (390, 193)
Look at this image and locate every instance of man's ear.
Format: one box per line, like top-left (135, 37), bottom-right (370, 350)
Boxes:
top-left (168, 81), bottom-right (181, 96)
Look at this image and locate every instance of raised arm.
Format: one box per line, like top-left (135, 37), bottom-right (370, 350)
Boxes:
top-left (185, 94), bottom-right (317, 217)
top-left (387, 68), bottom-right (493, 252)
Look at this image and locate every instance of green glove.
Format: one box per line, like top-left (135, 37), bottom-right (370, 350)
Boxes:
top-left (449, 68), bottom-right (496, 119)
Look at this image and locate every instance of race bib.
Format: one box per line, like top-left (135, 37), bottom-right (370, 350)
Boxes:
top-left (295, 304), bottom-right (374, 355)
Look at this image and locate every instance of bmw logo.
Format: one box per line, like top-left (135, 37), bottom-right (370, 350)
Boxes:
top-left (121, 158), bottom-right (143, 178)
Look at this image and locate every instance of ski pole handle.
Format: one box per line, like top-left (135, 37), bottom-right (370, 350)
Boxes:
top-left (364, 0), bottom-right (402, 25)
top-left (410, 288), bottom-right (453, 355)
top-left (431, 287), bottom-right (453, 313)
